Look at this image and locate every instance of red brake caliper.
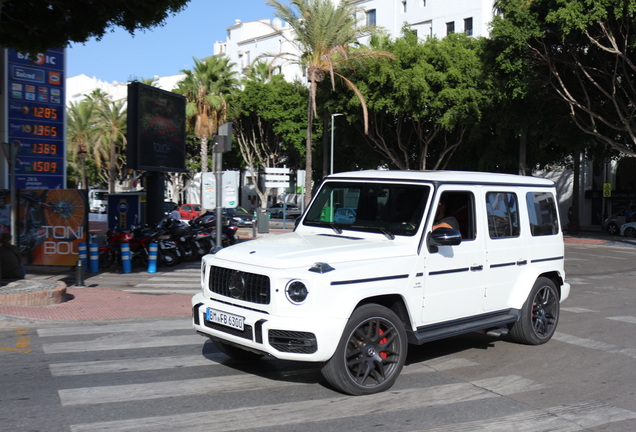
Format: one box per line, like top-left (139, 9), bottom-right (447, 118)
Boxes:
top-left (378, 328), bottom-right (388, 359)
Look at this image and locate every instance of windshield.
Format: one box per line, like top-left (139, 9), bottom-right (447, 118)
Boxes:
top-left (303, 181), bottom-right (430, 236)
top-left (94, 192), bottom-right (107, 200)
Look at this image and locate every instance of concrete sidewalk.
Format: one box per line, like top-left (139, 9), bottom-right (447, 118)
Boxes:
top-left (1, 229), bottom-right (633, 325)
top-left (0, 227), bottom-right (291, 325)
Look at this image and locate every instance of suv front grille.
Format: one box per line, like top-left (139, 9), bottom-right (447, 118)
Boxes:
top-left (209, 266), bottom-right (271, 304)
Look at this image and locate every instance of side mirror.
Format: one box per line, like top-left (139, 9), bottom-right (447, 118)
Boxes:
top-left (427, 228), bottom-right (462, 253)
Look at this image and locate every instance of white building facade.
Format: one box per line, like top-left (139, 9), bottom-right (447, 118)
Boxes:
top-left (214, 0), bottom-right (496, 82)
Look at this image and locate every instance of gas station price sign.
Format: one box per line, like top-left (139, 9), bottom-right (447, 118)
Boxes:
top-left (5, 48), bottom-right (65, 189)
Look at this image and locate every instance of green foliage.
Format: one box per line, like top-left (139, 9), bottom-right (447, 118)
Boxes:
top-left (346, 32), bottom-right (491, 170)
top-left (267, 0), bottom-right (393, 203)
top-left (230, 75), bottom-right (307, 169)
top-left (0, 0), bottom-right (190, 53)
top-left (491, 0), bottom-right (636, 155)
top-left (174, 56), bottom-right (239, 172)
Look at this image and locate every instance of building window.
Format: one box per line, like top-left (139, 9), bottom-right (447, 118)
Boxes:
top-left (464, 17), bottom-right (473, 36)
top-left (366, 9), bottom-right (376, 26)
top-left (446, 21), bottom-right (455, 35)
top-left (402, 1), bottom-right (407, 13)
top-left (420, 0), bottom-right (426, 7)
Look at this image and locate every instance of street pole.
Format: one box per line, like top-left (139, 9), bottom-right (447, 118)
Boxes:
top-left (330, 113), bottom-right (343, 175)
top-left (3, 141), bottom-right (20, 241)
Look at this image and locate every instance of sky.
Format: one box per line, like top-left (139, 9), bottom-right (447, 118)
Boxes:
top-left (66, 0), bottom-right (280, 83)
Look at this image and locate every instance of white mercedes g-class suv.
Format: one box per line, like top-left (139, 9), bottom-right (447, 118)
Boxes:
top-left (192, 170), bottom-right (570, 395)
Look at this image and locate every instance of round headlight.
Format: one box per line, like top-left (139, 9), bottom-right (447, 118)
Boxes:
top-left (286, 280), bottom-right (308, 304)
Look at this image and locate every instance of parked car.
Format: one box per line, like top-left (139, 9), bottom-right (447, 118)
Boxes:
top-left (334, 207), bottom-right (356, 224)
top-left (603, 206), bottom-right (635, 235)
top-left (178, 203), bottom-right (203, 221)
top-left (620, 221), bottom-right (636, 237)
top-left (163, 201), bottom-right (178, 216)
top-left (268, 203), bottom-right (301, 219)
top-left (222, 207), bottom-right (254, 226)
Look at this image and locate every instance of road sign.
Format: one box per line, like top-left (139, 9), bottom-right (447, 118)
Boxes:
top-left (264, 167), bottom-right (290, 188)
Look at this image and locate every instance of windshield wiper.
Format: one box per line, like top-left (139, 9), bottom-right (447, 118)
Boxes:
top-left (329, 223), bottom-right (343, 234)
top-left (350, 225), bottom-right (395, 240)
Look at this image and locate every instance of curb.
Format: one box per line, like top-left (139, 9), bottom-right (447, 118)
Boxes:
top-left (0, 280), bottom-right (67, 307)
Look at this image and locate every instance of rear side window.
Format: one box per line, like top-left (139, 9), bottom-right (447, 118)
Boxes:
top-left (526, 192), bottom-right (559, 236)
top-left (486, 192), bottom-right (520, 238)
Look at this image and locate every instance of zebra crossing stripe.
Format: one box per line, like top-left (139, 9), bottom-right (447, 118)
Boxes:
top-left (42, 334), bottom-right (202, 354)
top-left (413, 402), bottom-right (636, 432)
top-left (553, 332), bottom-right (636, 360)
top-left (68, 382), bottom-right (499, 431)
top-left (37, 319), bottom-right (192, 337)
top-left (49, 353), bottom-right (225, 376)
top-left (607, 315), bottom-right (636, 324)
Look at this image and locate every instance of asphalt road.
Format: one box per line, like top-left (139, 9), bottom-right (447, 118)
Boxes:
top-left (0, 242), bottom-right (635, 432)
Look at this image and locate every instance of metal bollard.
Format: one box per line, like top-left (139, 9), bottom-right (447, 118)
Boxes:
top-left (78, 242), bottom-right (88, 271)
top-left (89, 243), bottom-right (99, 273)
top-left (121, 243), bottom-right (132, 273)
top-left (76, 259), bottom-right (85, 286)
top-left (147, 243), bottom-right (158, 273)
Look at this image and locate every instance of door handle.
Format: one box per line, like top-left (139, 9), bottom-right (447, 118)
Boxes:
top-left (470, 265), bottom-right (483, 271)
top-left (516, 260), bottom-right (527, 266)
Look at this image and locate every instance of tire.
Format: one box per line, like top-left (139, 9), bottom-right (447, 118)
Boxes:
top-left (625, 227), bottom-right (636, 238)
top-left (606, 222), bottom-right (619, 235)
top-left (159, 249), bottom-right (179, 266)
top-left (212, 337), bottom-right (264, 362)
top-left (508, 277), bottom-right (560, 345)
top-left (98, 250), bottom-right (115, 270)
top-left (321, 304), bottom-right (407, 395)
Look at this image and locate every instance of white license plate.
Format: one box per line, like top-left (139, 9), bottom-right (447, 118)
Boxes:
top-left (206, 308), bottom-right (245, 331)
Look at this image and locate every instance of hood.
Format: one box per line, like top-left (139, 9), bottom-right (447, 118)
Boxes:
top-left (213, 232), bottom-right (414, 270)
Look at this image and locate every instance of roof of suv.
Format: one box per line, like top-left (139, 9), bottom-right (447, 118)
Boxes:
top-left (328, 170), bottom-right (555, 187)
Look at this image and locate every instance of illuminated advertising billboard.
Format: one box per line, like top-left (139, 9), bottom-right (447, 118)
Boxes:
top-left (5, 48), bottom-right (66, 189)
top-left (127, 81), bottom-right (186, 172)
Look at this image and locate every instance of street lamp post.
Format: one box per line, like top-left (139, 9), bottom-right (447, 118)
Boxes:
top-left (330, 113), bottom-right (343, 175)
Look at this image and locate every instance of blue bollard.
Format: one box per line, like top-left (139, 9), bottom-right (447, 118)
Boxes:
top-left (121, 243), bottom-right (132, 273)
top-left (147, 243), bottom-right (158, 273)
top-left (89, 243), bottom-right (99, 273)
top-left (78, 242), bottom-right (88, 271)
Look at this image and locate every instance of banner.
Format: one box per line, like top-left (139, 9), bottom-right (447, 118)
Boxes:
top-left (1, 189), bottom-right (88, 266)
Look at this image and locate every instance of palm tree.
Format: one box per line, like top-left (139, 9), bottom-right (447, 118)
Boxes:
top-left (66, 100), bottom-right (95, 189)
top-left (92, 94), bottom-right (127, 193)
top-left (175, 56), bottom-right (239, 173)
top-left (267, 0), bottom-right (393, 205)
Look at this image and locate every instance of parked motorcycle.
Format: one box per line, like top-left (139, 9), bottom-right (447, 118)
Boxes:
top-left (190, 213), bottom-right (237, 249)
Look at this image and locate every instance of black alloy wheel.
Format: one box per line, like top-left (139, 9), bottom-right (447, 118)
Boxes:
top-left (508, 277), bottom-right (560, 345)
top-left (321, 304), bottom-right (407, 395)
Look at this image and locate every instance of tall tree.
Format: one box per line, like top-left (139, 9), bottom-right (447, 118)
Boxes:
top-left (348, 31), bottom-right (489, 170)
top-left (175, 56), bottom-right (238, 174)
top-left (231, 73), bottom-right (307, 209)
top-left (0, 0), bottom-right (191, 53)
top-left (91, 94), bottom-right (127, 193)
top-left (267, 0), bottom-right (393, 205)
top-left (66, 100), bottom-right (95, 189)
top-left (491, 0), bottom-right (636, 155)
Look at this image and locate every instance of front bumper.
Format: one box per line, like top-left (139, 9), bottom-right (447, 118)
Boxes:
top-left (191, 293), bottom-right (347, 362)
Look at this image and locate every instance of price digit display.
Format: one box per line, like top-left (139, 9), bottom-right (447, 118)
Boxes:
top-left (32, 106), bottom-right (59, 119)
top-left (32, 124), bottom-right (58, 137)
top-left (33, 161), bottom-right (59, 172)
top-left (32, 143), bottom-right (58, 155)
